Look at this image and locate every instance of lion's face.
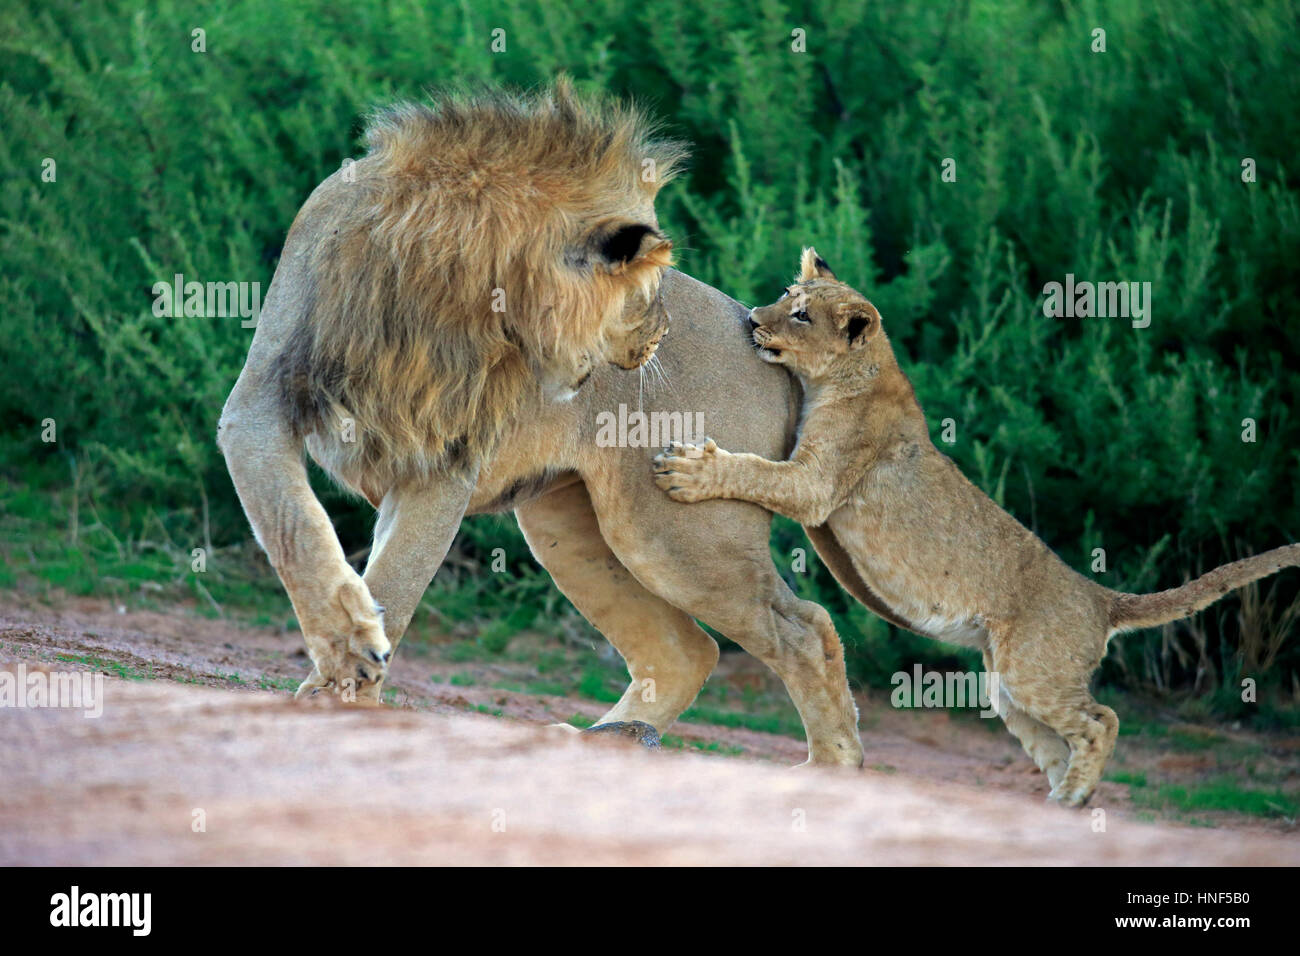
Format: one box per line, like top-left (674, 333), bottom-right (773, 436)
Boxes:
top-left (749, 248), bottom-right (881, 381)
top-left (537, 214), bottom-right (675, 400)
top-left (604, 282), bottom-right (670, 370)
top-left (597, 204), bottom-right (672, 371)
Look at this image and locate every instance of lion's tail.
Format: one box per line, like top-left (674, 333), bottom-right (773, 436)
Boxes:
top-left (1107, 544), bottom-right (1300, 632)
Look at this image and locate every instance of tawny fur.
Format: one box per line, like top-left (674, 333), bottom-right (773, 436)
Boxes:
top-left (654, 247), bottom-right (1300, 806)
top-left (220, 81), bottom-right (684, 699)
top-left (274, 79), bottom-right (684, 501)
top-left (225, 243), bottom-right (873, 765)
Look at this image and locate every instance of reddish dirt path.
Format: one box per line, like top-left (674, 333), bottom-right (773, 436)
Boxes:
top-left (1, 599), bottom-right (1297, 865)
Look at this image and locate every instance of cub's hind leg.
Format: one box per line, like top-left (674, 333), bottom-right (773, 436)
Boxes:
top-left (983, 650), bottom-right (1070, 790)
top-left (987, 630), bottom-right (1118, 807)
top-left (1003, 706), bottom-right (1073, 791)
top-left (1039, 696), bottom-right (1118, 807)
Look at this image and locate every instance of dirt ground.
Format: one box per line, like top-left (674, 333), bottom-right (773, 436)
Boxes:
top-left (1, 596), bottom-right (1297, 865)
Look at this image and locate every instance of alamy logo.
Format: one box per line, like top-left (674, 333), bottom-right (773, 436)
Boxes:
top-left (152, 272), bottom-right (261, 327)
top-left (50, 886), bottom-right (151, 936)
top-left (890, 664), bottom-right (1000, 718)
top-left (1041, 273), bottom-right (1152, 328)
top-left (0, 664), bottom-right (103, 718)
top-left (595, 404), bottom-right (704, 448)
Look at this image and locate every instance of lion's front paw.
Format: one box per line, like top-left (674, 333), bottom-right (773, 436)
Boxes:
top-left (652, 438), bottom-right (726, 503)
top-left (294, 659), bottom-right (386, 705)
top-left (293, 578), bottom-right (391, 705)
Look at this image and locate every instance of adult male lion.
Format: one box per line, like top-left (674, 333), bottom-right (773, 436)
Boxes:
top-left (220, 84), bottom-right (870, 766)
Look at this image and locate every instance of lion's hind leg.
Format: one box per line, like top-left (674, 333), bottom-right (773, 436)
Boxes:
top-left (590, 499), bottom-right (863, 767)
top-left (515, 480), bottom-right (720, 737)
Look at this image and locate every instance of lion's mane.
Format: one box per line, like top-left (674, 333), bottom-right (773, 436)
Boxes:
top-left (274, 80), bottom-right (685, 500)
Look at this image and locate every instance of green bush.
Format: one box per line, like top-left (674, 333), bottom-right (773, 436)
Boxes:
top-left (2, 0), bottom-right (1297, 708)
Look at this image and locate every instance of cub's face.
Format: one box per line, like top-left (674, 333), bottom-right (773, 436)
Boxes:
top-left (748, 248), bottom-right (881, 381)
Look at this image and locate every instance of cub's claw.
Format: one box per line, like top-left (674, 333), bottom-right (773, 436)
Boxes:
top-left (652, 438), bottom-right (723, 503)
top-left (662, 439), bottom-right (709, 460)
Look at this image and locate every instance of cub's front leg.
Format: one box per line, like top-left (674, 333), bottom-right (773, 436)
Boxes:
top-left (653, 440), bottom-right (838, 526)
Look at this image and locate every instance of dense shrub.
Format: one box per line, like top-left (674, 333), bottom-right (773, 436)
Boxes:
top-left (2, 0), bottom-right (1297, 705)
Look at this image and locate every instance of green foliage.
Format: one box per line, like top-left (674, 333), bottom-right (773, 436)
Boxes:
top-left (1124, 775), bottom-right (1298, 821)
top-left (3, 0), bottom-right (1299, 707)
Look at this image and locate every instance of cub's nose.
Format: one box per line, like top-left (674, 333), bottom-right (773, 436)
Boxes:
top-left (747, 313), bottom-right (760, 333)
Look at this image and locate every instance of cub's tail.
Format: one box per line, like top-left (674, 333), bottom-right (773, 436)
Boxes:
top-left (1108, 544), bottom-right (1300, 633)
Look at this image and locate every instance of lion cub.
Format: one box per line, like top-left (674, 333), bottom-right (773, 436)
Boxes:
top-left (654, 247), bottom-right (1300, 807)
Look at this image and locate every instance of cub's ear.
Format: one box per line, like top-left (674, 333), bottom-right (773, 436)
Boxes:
top-left (837, 301), bottom-right (880, 349)
top-left (799, 246), bottom-right (837, 282)
top-left (579, 222), bottom-right (673, 276)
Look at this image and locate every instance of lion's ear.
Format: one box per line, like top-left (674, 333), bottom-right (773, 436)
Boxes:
top-left (585, 223), bottom-right (672, 275)
top-left (799, 246), bottom-right (836, 282)
top-left (837, 301), bottom-right (880, 349)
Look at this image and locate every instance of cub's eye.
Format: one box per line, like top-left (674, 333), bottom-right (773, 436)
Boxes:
top-left (792, 310), bottom-right (810, 323)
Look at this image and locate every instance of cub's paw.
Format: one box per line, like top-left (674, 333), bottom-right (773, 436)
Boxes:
top-left (1047, 781), bottom-right (1094, 809)
top-left (652, 438), bottom-right (725, 503)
